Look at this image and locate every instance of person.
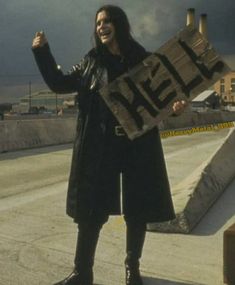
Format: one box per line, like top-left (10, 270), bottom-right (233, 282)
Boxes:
top-left (32, 5), bottom-right (187, 285)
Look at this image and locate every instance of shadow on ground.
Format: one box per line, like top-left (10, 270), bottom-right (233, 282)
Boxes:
top-left (143, 276), bottom-right (204, 285)
top-left (0, 143), bottom-right (72, 161)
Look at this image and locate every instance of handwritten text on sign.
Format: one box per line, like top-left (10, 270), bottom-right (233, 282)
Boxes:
top-left (99, 25), bottom-right (230, 140)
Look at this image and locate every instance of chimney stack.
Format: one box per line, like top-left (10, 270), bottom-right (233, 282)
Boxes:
top-left (186, 8), bottom-right (195, 27)
top-left (199, 14), bottom-right (208, 38)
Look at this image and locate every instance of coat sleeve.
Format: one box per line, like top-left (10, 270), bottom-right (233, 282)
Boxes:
top-left (32, 43), bottom-right (86, 94)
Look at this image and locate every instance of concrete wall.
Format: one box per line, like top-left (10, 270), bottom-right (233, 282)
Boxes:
top-left (0, 117), bottom-right (76, 153)
top-left (1, 111), bottom-right (235, 153)
top-left (161, 110), bottom-right (235, 130)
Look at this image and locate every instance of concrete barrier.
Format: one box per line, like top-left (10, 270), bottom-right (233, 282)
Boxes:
top-left (0, 117), bottom-right (76, 153)
top-left (1, 111), bottom-right (235, 153)
top-left (147, 127), bottom-right (235, 233)
top-left (161, 110), bottom-right (235, 130)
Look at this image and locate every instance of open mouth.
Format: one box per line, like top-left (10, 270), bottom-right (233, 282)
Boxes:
top-left (100, 30), bottom-right (111, 38)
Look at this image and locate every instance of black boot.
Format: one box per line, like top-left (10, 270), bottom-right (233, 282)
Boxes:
top-left (53, 220), bottom-right (104, 285)
top-left (125, 260), bottom-right (143, 285)
top-left (125, 220), bottom-right (146, 285)
top-left (52, 268), bottom-right (92, 285)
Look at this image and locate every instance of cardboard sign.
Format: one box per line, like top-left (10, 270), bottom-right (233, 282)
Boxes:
top-left (99, 25), bottom-right (231, 140)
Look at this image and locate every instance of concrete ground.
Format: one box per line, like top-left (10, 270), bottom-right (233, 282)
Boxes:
top-left (0, 128), bottom-right (234, 285)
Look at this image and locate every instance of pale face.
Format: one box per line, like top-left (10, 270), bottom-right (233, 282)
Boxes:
top-left (96, 10), bottom-right (118, 51)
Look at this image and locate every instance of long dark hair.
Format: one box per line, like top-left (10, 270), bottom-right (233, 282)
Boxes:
top-left (94, 5), bottom-right (137, 56)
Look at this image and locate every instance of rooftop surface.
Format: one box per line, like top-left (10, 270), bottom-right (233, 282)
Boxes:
top-left (0, 128), bottom-right (234, 285)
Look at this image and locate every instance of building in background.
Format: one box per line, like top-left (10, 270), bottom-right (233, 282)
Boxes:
top-left (213, 71), bottom-right (235, 109)
top-left (191, 90), bottom-right (220, 112)
top-left (186, 8), bottom-right (235, 111)
top-left (14, 90), bottom-right (76, 114)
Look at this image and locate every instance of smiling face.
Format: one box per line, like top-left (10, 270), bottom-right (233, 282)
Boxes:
top-left (96, 10), bottom-right (119, 54)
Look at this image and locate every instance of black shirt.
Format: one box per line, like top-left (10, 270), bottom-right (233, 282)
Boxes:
top-left (98, 51), bottom-right (129, 130)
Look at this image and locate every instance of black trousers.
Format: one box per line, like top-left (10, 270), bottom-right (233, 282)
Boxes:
top-left (93, 124), bottom-right (150, 222)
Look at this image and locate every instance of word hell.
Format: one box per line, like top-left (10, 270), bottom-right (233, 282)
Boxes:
top-left (108, 40), bottom-right (225, 131)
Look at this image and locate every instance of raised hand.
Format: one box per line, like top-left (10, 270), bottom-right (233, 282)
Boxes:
top-left (32, 31), bottom-right (48, 49)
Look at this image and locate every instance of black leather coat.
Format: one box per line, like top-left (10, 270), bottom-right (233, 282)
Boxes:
top-left (33, 43), bottom-right (175, 223)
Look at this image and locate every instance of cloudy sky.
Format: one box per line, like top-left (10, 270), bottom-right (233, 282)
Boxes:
top-left (0, 0), bottom-right (235, 102)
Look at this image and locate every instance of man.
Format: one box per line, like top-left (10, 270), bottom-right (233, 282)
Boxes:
top-left (32, 5), bottom-right (186, 285)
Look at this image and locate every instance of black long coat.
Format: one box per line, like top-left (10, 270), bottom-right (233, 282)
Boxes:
top-left (33, 43), bottom-right (175, 223)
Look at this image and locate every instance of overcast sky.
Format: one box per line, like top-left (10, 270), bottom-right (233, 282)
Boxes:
top-left (0, 0), bottom-right (235, 102)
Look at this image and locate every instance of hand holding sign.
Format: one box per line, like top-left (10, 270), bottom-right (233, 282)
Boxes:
top-left (172, 100), bottom-right (188, 115)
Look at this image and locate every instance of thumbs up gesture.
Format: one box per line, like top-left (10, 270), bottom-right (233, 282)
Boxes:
top-left (32, 31), bottom-right (48, 49)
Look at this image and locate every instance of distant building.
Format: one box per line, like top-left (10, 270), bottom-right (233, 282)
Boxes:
top-left (214, 71), bottom-right (235, 106)
top-left (18, 90), bottom-right (76, 114)
top-left (185, 8), bottom-right (235, 110)
top-left (191, 90), bottom-right (220, 112)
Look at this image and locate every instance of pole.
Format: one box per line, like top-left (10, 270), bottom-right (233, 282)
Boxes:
top-left (29, 80), bottom-right (32, 112)
top-left (55, 93), bottom-right (58, 115)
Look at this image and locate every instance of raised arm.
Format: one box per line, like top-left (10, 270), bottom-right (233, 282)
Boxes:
top-left (32, 31), bottom-right (83, 94)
